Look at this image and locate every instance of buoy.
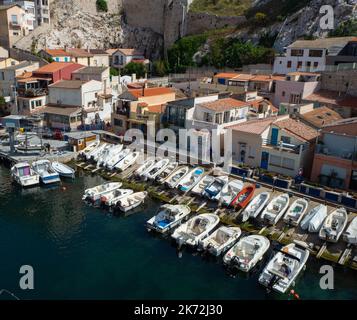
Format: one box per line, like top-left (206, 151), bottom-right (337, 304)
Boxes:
top-left (62, 186), bottom-right (67, 191)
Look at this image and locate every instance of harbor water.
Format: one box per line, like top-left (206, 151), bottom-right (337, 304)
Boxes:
top-left (0, 165), bottom-right (356, 300)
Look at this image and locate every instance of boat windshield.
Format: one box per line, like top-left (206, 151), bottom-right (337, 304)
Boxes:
top-left (18, 166), bottom-right (31, 177)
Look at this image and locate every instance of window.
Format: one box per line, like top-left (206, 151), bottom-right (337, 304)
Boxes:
top-left (281, 136), bottom-right (291, 144)
top-left (291, 49), bottom-right (304, 56)
top-left (215, 113), bottom-right (222, 124)
top-left (287, 61), bottom-right (292, 68)
top-left (223, 111), bottom-right (230, 123)
top-left (282, 91), bottom-right (286, 97)
top-left (289, 93), bottom-right (301, 104)
top-left (306, 61), bottom-right (311, 67)
top-left (297, 61), bottom-right (303, 69)
top-left (313, 62), bottom-right (319, 68)
top-left (309, 50), bottom-right (323, 57)
top-left (114, 118), bottom-right (123, 127)
top-left (11, 15), bottom-right (18, 24)
top-left (204, 112), bottom-right (213, 122)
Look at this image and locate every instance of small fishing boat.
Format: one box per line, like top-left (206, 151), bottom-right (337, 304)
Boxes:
top-left (258, 243), bottom-right (310, 294)
top-left (146, 204), bottom-right (191, 234)
top-left (82, 182), bottom-right (122, 203)
top-left (115, 151), bottom-right (140, 172)
top-left (116, 191), bottom-right (148, 213)
top-left (52, 161), bottom-right (75, 179)
top-left (98, 144), bottom-right (123, 167)
top-left (343, 216), bottom-right (357, 245)
top-left (283, 198), bottom-right (309, 226)
top-left (300, 204), bottom-right (328, 233)
top-left (171, 213), bottom-right (220, 247)
top-left (230, 184), bottom-right (256, 209)
top-left (156, 162), bottom-right (178, 184)
top-left (135, 157), bottom-right (156, 177)
top-left (199, 226), bottom-right (241, 256)
top-left (165, 166), bottom-right (190, 188)
top-left (218, 179), bottom-right (244, 206)
top-left (108, 149), bottom-right (131, 171)
top-left (223, 235), bottom-right (270, 272)
top-left (100, 189), bottom-right (134, 208)
top-left (261, 193), bottom-right (290, 225)
top-left (79, 140), bottom-right (100, 159)
top-left (191, 175), bottom-right (215, 196)
top-left (142, 158), bottom-right (170, 181)
top-left (177, 167), bottom-right (205, 192)
top-left (16, 143), bottom-right (44, 152)
top-left (240, 192), bottom-right (270, 222)
top-left (202, 176), bottom-right (229, 200)
top-left (319, 207), bottom-right (348, 243)
top-left (93, 143), bottom-right (113, 163)
top-left (11, 162), bottom-right (40, 187)
top-left (89, 143), bottom-right (108, 161)
top-left (32, 160), bottom-right (61, 185)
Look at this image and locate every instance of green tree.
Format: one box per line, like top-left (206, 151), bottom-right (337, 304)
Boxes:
top-left (152, 60), bottom-right (169, 77)
top-left (329, 18), bottom-right (357, 37)
top-left (110, 67), bottom-right (119, 77)
top-left (0, 96), bottom-right (10, 117)
top-left (254, 12), bottom-right (268, 26)
top-left (96, 0), bottom-right (108, 12)
top-left (121, 62), bottom-right (147, 79)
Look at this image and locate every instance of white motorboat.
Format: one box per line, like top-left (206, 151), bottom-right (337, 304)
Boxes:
top-left (223, 235), bottom-right (270, 272)
top-left (177, 167), bottom-right (205, 192)
top-left (258, 243), bottom-right (310, 294)
top-left (116, 191), bottom-right (148, 213)
top-left (100, 189), bottom-right (134, 208)
top-left (171, 213), bottom-right (220, 247)
top-left (199, 226), bottom-right (241, 256)
top-left (283, 198), bottom-right (309, 226)
top-left (93, 143), bottom-right (112, 163)
top-left (343, 216), bottom-right (357, 245)
top-left (241, 192), bottom-right (270, 222)
top-left (191, 175), bottom-right (215, 196)
top-left (165, 166), bottom-right (190, 188)
top-left (82, 182), bottom-right (122, 203)
top-left (79, 140), bottom-right (100, 159)
top-left (52, 161), bottom-right (75, 179)
top-left (89, 143), bottom-right (108, 161)
top-left (202, 176), bottom-right (229, 200)
top-left (261, 193), bottom-right (290, 225)
top-left (146, 204), bottom-right (191, 234)
top-left (135, 157), bottom-right (156, 177)
top-left (156, 162), bottom-right (178, 184)
top-left (115, 151), bottom-right (140, 172)
top-left (98, 144), bottom-right (123, 167)
top-left (108, 149), bottom-right (131, 171)
top-left (319, 207), bottom-right (348, 243)
top-left (218, 179), bottom-right (244, 206)
top-left (142, 158), bottom-right (170, 181)
top-left (300, 204), bottom-right (327, 233)
top-left (32, 160), bottom-right (61, 185)
top-left (11, 162), bottom-right (40, 187)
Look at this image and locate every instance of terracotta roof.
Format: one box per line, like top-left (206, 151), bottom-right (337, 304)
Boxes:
top-left (251, 75), bottom-right (285, 82)
top-left (199, 98), bottom-right (249, 112)
top-left (147, 104), bottom-right (166, 113)
top-left (337, 96), bottom-right (357, 108)
top-left (299, 106), bottom-right (342, 128)
top-left (128, 87), bottom-right (175, 98)
top-left (322, 117), bottom-right (357, 134)
top-left (44, 49), bottom-right (69, 57)
top-left (34, 62), bottom-right (81, 74)
top-left (0, 4), bottom-right (21, 11)
top-left (288, 71), bottom-right (320, 76)
top-left (229, 117), bottom-right (278, 135)
top-left (117, 48), bottom-right (143, 56)
top-left (274, 118), bottom-right (319, 142)
top-left (132, 59), bottom-right (149, 64)
top-left (66, 48), bottom-right (94, 57)
top-left (16, 72), bottom-right (33, 79)
top-left (106, 48), bottom-right (119, 55)
top-left (304, 90), bottom-right (357, 108)
top-left (89, 49), bottom-right (108, 55)
top-left (214, 73), bottom-right (240, 79)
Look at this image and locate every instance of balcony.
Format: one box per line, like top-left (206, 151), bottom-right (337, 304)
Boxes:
top-left (18, 88), bottom-right (48, 98)
top-left (315, 144), bottom-right (357, 162)
top-left (262, 139), bottom-right (304, 154)
top-left (9, 21), bottom-right (22, 29)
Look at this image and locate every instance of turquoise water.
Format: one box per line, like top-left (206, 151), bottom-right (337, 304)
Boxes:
top-left (0, 165), bottom-right (356, 300)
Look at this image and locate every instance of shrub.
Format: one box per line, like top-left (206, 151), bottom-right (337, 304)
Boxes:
top-left (121, 62), bottom-right (147, 79)
top-left (96, 0), bottom-right (108, 12)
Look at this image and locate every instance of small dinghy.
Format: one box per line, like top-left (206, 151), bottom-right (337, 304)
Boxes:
top-left (230, 184), bottom-right (256, 209)
top-left (146, 204), bottom-right (191, 234)
top-left (135, 157), bottom-right (156, 177)
top-left (165, 166), bottom-right (190, 188)
top-left (199, 226), bottom-right (241, 256)
top-left (116, 191), bottom-right (148, 213)
top-left (115, 151), bottom-right (140, 172)
top-left (202, 176), bottom-right (229, 200)
top-left (258, 243), bottom-right (310, 294)
top-left (177, 167), bottom-right (205, 192)
top-left (156, 162), bottom-right (178, 184)
top-left (283, 198), bottom-right (308, 226)
top-left (171, 213), bottom-right (220, 247)
top-left (100, 189), bottom-right (134, 208)
top-left (300, 204), bottom-right (327, 233)
top-left (82, 182), bottom-right (122, 203)
top-left (343, 216), bottom-right (357, 245)
top-left (218, 179), bottom-right (244, 206)
top-left (223, 235), bottom-right (270, 272)
top-left (319, 207), bottom-right (348, 243)
top-left (11, 162), bottom-right (40, 187)
top-left (191, 175), bottom-right (215, 196)
top-left (79, 140), bottom-right (100, 160)
top-left (241, 192), bottom-right (270, 222)
top-left (142, 158), bottom-right (170, 181)
top-left (261, 193), bottom-right (290, 225)
top-left (52, 162), bottom-right (75, 179)
top-left (32, 160), bottom-right (61, 185)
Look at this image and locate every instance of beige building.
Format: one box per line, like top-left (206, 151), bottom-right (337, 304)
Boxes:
top-left (0, 4), bottom-right (29, 49)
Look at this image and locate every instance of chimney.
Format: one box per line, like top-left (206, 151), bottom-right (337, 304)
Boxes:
top-left (132, 73), bottom-right (136, 83)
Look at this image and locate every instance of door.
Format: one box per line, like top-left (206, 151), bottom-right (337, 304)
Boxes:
top-left (271, 128), bottom-right (279, 146)
top-left (260, 151), bottom-right (269, 169)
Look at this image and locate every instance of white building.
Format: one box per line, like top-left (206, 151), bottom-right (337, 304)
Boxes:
top-left (112, 48), bottom-right (148, 69)
top-left (34, 0), bottom-right (50, 26)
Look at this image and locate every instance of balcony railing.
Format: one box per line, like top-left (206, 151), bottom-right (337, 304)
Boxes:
top-left (315, 144), bottom-right (357, 162)
top-left (262, 139), bottom-right (303, 154)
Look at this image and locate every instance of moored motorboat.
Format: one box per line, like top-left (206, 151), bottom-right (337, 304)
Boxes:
top-left (199, 226), bottom-right (241, 256)
top-left (223, 235), bottom-right (270, 272)
top-left (156, 162), bottom-right (178, 184)
top-left (99, 144), bottom-right (123, 167)
top-left (258, 243), bottom-right (310, 293)
top-left (32, 160), bottom-right (61, 185)
top-left (230, 184), bottom-right (256, 209)
top-left (343, 216), bottom-right (357, 245)
top-left (218, 179), bottom-right (244, 206)
top-left (90, 143), bottom-right (108, 162)
top-left (191, 175), bottom-right (215, 196)
top-left (82, 182), bottom-right (122, 203)
top-left (52, 161), bottom-right (75, 179)
top-left (165, 166), bottom-right (190, 188)
top-left (171, 213), bottom-right (220, 247)
top-left (79, 140), bottom-right (100, 160)
top-left (115, 151), bottom-right (140, 172)
top-left (100, 189), bottom-right (134, 208)
top-left (202, 176), bottom-right (229, 200)
top-left (300, 204), bottom-right (328, 233)
top-left (11, 162), bottom-right (40, 187)
top-left (261, 193), bottom-right (290, 225)
top-left (240, 192), bottom-right (270, 222)
top-left (108, 149), bottom-right (131, 171)
top-left (135, 157), bottom-right (156, 177)
top-left (146, 204), bottom-right (191, 234)
top-left (177, 167), bottom-right (205, 192)
top-left (142, 158), bottom-right (170, 181)
top-left (283, 198), bottom-right (308, 226)
top-left (116, 191), bottom-right (148, 213)
top-left (319, 207), bottom-right (348, 243)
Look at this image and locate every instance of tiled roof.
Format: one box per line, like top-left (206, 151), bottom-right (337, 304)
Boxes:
top-left (48, 80), bottom-right (88, 89)
top-left (0, 61), bottom-right (36, 71)
top-left (128, 87), bottom-right (175, 98)
top-left (304, 90), bottom-right (357, 108)
top-left (199, 98), bottom-right (249, 112)
top-left (214, 72), bottom-right (240, 79)
top-left (66, 48), bottom-right (94, 57)
top-left (44, 49), bottom-right (69, 57)
top-left (288, 37), bottom-right (356, 49)
top-left (117, 48), bottom-right (144, 56)
top-left (89, 49), bottom-right (108, 55)
top-left (106, 48), bottom-right (119, 55)
top-left (274, 118), bottom-right (319, 142)
top-left (0, 4), bottom-right (20, 11)
top-left (72, 66), bottom-right (108, 74)
top-left (147, 104), bottom-right (166, 113)
top-left (37, 105), bottom-right (82, 116)
top-left (34, 62), bottom-right (81, 74)
top-left (229, 117), bottom-right (278, 135)
top-left (299, 106), bottom-right (342, 128)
